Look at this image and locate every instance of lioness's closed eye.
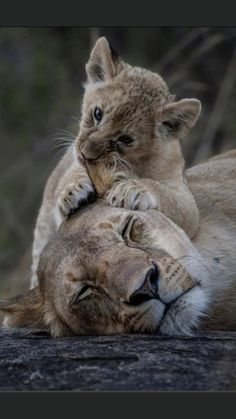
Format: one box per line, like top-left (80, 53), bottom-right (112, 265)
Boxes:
top-left (31, 36), bottom-right (200, 287)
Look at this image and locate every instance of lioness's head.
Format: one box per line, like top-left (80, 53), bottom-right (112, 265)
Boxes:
top-left (0, 204), bottom-right (208, 337)
top-left (76, 37), bottom-right (201, 164)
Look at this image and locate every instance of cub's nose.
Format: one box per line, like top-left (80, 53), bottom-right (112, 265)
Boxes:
top-left (129, 265), bottom-right (159, 306)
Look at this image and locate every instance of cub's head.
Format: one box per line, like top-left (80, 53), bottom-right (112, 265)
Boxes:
top-left (0, 204), bottom-right (208, 337)
top-left (76, 37), bottom-right (201, 165)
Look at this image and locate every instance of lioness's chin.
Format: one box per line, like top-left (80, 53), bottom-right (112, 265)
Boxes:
top-left (159, 286), bottom-right (209, 336)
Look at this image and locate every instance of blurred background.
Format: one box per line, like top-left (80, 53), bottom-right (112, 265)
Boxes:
top-left (1, 27), bottom-right (236, 298)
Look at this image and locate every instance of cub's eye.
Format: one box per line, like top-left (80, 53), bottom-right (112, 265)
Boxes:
top-left (72, 284), bottom-right (92, 305)
top-left (93, 107), bottom-right (103, 122)
top-left (117, 135), bottom-right (134, 145)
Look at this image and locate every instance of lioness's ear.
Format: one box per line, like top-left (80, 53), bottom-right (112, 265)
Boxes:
top-left (0, 287), bottom-right (46, 331)
top-left (86, 36), bottom-right (122, 83)
top-left (159, 99), bottom-right (201, 139)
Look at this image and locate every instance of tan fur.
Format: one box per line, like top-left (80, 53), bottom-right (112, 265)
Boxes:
top-left (2, 150), bottom-right (236, 337)
top-left (77, 37), bottom-right (201, 237)
top-left (31, 147), bottom-right (94, 287)
top-left (31, 37), bottom-right (201, 287)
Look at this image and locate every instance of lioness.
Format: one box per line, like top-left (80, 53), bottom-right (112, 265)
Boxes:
top-left (31, 36), bottom-right (201, 287)
top-left (2, 150), bottom-right (236, 336)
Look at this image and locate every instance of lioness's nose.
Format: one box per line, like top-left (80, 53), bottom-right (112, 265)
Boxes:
top-left (129, 265), bottom-right (159, 306)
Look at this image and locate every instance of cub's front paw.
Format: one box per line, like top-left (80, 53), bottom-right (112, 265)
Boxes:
top-left (105, 179), bottom-right (158, 211)
top-left (57, 180), bottom-right (96, 218)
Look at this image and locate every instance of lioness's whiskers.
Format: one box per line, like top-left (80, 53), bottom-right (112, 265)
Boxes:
top-left (176, 254), bottom-right (211, 274)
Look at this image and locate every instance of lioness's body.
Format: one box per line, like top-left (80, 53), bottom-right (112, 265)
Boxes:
top-left (3, 149), bottom-right (236, 336)
top-left (31, 143), bottom-right (197, 287)
top-left (186, 149), bottom-right (236, 329)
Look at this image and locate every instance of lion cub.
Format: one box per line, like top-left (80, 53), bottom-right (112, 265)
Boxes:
top-left (31, 37), bottom-right (201, 288)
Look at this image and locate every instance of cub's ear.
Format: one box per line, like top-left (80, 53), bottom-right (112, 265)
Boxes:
top-left (159, 98), bottom-right (201, 139)
top-left (86, 36), bottom-right (122, 83)
top-left (0, 287), bottom-right (46, 332)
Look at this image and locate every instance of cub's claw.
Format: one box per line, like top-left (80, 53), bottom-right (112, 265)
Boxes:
top-left (105, 179), bottom-right (158, 211)
top-left (57, 181), bottom-right (96, 218)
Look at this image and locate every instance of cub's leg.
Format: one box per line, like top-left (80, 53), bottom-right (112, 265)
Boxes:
top-left (54, 166), bottom-right (96, 228)
top-left (31, 153), bottom-right (95, 288)
top-left (104, 177), bottom-right (199, 239)
top-left (86, 159), bottom-right (199, 239)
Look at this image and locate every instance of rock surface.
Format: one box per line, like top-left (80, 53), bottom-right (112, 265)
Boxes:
top-left (1, 329), bottom-right (236, 391)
